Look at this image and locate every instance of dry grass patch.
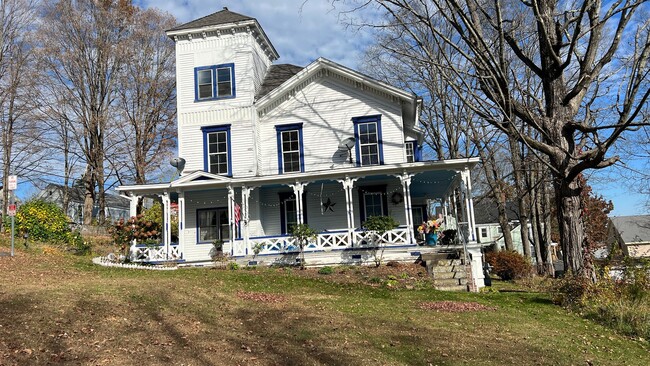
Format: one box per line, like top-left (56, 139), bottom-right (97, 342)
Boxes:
top-left (418, 301), bottom-right (497, 312)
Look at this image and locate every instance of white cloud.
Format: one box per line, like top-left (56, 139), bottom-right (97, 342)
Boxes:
top-left (136, 0), bottom-right (372, 69)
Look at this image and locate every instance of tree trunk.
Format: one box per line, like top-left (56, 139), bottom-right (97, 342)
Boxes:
top-left (83, 166), bottom-right (94, 225)
top-left (496, 200), bottom-right (514, 251)
top-left (555, 177), bottom-right (589, 277)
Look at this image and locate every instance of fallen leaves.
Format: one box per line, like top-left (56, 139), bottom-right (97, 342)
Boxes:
top-left (236, 291), bottom-right (286, 303)
top-left (418, 301), bottom-right (497, 312)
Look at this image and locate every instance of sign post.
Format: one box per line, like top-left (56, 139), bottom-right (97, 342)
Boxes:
top-left (7, 175), bottom-right (17, 257)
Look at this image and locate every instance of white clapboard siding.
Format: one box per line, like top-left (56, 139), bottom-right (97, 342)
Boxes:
top-left (258, 79), bottom-right (405, 175)
top-left (183, 189), bottom-right (229, 262)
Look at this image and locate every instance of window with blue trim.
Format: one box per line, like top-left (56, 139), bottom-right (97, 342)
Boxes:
top-left (353, 115), bottom-right (383, 166)
top-left (358, 185), bottom-right (388, 223)
top-left (202, 125), bottom-right (232, 176)
top-left (275, 123), bottom-right (304, 174)
top-left (194, 63), bottom-right (235, 101)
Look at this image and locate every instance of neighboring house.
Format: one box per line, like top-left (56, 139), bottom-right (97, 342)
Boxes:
top-left (608, 215), bottom-right (650, 258)
top-left (35, 184), bottom-right (130, 223)
top-left (117, 8), bottom-right (485, 287)
top-left (474, 200), bottom-right (534, 256)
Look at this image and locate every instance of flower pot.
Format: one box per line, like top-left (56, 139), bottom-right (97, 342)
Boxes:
top-left (425, 232), bottom-right (438, 246)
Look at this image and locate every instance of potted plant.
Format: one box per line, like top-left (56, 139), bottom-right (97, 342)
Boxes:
top-left (417, 215), bottom-right (445, 246)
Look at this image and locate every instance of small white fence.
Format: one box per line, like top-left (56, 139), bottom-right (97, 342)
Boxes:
top-left (130, 244), bottom-right (181, 262)
top-left (247, 227), bottom-right (410, 256)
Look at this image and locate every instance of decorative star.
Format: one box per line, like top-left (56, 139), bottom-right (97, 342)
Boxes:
top-left (322, 198), bottom-right (336, 212)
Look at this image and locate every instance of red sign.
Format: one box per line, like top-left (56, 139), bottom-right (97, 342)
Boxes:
top-left (7, 204), bottom-right (16, 216)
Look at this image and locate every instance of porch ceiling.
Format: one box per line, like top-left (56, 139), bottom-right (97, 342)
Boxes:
top-left (116, 157), bottom-right (479, 195)
top-left (410, 170), bottom-right (458, 199)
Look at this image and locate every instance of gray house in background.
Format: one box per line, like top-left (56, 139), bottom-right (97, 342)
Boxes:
top-left (35, 184), bottom-right (130, 223)
top-left (608, 215), bottom-right (650, 258)
top-left (473, 200), bottom-right (532, 255)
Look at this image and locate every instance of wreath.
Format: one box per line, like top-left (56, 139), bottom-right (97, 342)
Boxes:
top-left (391, 192), bottom-right (404, 205)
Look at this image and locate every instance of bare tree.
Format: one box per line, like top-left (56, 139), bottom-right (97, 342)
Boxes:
top-left (339, 0), bottom-right (650, 277)
top-left (112, 8), bottom-right (177, 194)
top-left (0, 0), bottom-right (41, 229)
top-left (37, 0), bottom-right (134, 224)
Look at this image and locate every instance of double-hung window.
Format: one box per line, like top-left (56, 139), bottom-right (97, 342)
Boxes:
top-left (405, 141), bottom-right (420, 163)
top-left (275, 123), bottom-right (304, 174)
top-left (358, 185), bottom-right (388, 223)
top-left (197, 208), bottom-right (229, 243)
top-left (353, 115), bottom-right (383, 166)
top-left (202, 125), bottom-right (232, 176)
top-left (194, 63), bottom-right (235, 101)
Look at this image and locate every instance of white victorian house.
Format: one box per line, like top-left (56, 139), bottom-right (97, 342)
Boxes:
top-left (117, 8), bottom-right (485, 289)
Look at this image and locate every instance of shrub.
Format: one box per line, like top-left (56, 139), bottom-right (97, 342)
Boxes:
top-left (109, 215), bottom-right (161, 258)
top-left (15, 200), bottom-right (70, 243)
top-left (552, 261), bottom-right (650, 340)
top-left (485, 250), bottom-right (532, 280)
top-left (318, 266), bottom-right (334, 275)
top-left (227, 262), bottom-right (240, 271)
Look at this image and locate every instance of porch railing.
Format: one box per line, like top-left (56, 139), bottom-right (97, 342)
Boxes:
top-left (247, 227), bottom-right (411, 256)
top-left (130, 244), bottom-right (181, 262)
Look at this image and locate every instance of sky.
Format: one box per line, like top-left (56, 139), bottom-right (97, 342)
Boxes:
top-left (14, 0), bottom-right (646, 217)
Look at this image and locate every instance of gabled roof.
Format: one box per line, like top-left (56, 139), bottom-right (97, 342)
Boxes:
top-left (255, 64), bottom-right (304, 101)
top-left (255, 58), bottom-right (422, 127)
top-left (170, 171), bottom-right (232, 187)
top-left (610, 215), bottom-right (650, 243)
top-left (473, 200), bottom-right (520, 225)
top-left (40, 183), bottom-right (130, 209)
top-left (167, 7), bottom-right (253, 32)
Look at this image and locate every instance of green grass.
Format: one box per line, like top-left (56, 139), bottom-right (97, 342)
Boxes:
top-left (0, 240), bottom-right (648, 365)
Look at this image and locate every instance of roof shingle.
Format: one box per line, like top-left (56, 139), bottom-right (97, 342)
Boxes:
top-left (167, 7), bottom-right (254, 32)
top-left (255, 64), bottom-right (304, 100)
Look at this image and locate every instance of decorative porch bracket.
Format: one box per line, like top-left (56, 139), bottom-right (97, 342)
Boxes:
top-left (290, 182), bottom-right (308, 225)
top-left (396, 173), bottom-right (414, 244)
top-left (241, 186), bottom-right (254, 255)
top-left (337, 176), bottom-right (359, 247)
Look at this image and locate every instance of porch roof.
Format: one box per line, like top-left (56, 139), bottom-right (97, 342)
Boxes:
top-left (116, 157), bottom-right (479, 196)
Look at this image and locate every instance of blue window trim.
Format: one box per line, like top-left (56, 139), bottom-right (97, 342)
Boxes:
top-left (201, 124), bottom-right (232, 176)
top-left (406, 140), bottom-right (421, 162)
top-left (196, 207), bottom-right (228, 244)
top-left (352, 115), bottom-right (384, 167)
top-left (358, 185), bottom-right (388, 224)
top-left (194, 63), bottom-right (236, 102)
top-left (275, 123), bottom-right (305, 174)
top-left (279, 191), bottom-right (308, 235)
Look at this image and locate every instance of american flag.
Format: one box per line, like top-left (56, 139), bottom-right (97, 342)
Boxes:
top-left (234, 203), bottom-right (241, 225)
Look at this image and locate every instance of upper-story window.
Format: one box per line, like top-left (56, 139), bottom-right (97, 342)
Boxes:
top-left (352, 115), bottom-right (384, 166)
top-left (405, 141), bottom-right (420, 163)
top-left (201, 125), bottom-right (232, 176)
top-left (194, 63), bottom-right (235, 101)
top-left (275, 123), bottom-right (304, 174)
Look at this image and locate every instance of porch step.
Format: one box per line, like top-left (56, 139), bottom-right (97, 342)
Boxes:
top-left (429, 264), bottom-right (465, 273)
top-left (433, 277), bottom-right (468, 287)
top-left (436, 259), bottom-right (463, 266)
top-left (435, 285), bottom-right (469, 292)
top-left (431, 270), bottom-right (465, 280)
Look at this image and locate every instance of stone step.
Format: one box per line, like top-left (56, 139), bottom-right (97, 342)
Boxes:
top-left (433, 278), bottom-right (468, 287)
top-left (436, 259), bottom-right (463, 266)
top-left (429, 265), bottom-right (466, 273)
top-left (435, 285), bottom-right (468, 292)
top-left (431, 271), bottom-right (465, 279)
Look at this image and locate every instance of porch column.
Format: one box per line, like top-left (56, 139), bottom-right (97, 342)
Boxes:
top-left (461, 168), bottom-right (476, 242)
top-left (443, 195), bottom-right (449, 218)
top-left (127, 194), bottom-right (138, 218)
top-left (161, 192), bottom-right (171, 259)
top-left (290, 182), bottom-right (307, 225)
top-left (337, 176), bottom-right (358, 247)
top-left (241, 186), bottom-right (252, 255)
top-left (178, 191), bottom-right (185, 259)
top-left (397, 173), bottom-right (414, 244)
top-left (227, 185), bottom-right (235, 255)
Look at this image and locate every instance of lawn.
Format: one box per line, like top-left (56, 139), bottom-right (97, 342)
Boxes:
top-left (0, 243), bottom-right (648, 365)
